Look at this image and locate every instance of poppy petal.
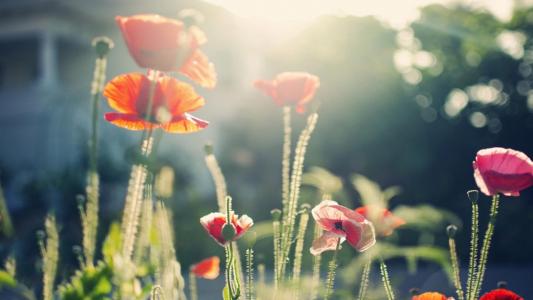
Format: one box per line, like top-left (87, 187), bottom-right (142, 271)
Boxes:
top-left (310, 231), bottom-right (344, 256)
top-left (158, 77), bottom-right (205, 114)
top-left (180, 50), bottom-right (217, 89)
top-left (412, 292), bottom-right (448, 300)
top-left (191, 256), bottom-right (220, 280)
top-left (103, 73), bottom-right (148, 114)
top-left (161, 114), bottom-right (208, 133)
top-left (342, 218), bottom-right (376, 252)
top-left (104, 113), bottom-right (154, 131)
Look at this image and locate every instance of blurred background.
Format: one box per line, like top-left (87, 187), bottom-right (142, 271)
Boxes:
top-left (0, 0), bottom-right (533, 298)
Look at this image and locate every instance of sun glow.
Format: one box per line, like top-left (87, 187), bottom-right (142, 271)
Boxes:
top-left (204, 0), bottom-right (514, 28)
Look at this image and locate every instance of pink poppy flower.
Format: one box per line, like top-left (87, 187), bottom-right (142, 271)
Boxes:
top-left (254, 72), bottom-right (320, 114)
top-left (355, 205), bottom-right (405, 237)
top-left (480, 288), bottom-right (524, 300)
top-left (310, 200), bottom-right (376, 255)
top-left (200, 212), bottom-right (253, 246)
top-left (473, 147), bottom-right (533, 196)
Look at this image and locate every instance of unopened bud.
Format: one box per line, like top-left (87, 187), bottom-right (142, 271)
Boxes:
top-left (36, 230), bottom-right (45, 240)
top-left (72, 245), bottom-right (82, 255)
top-left (92, 36), bottom-right (114, 58)
top-left (467, 190), bottom-right (479, 204)
top-left (300, 203), bottom-right (311, 213)
top-left (221, 224), bottom-right (236, 241)
top-left (497, 281), bottom-right (507, 289)
top-left (76, 195), bottom-right (85, 206)
top-left (270, 209), bottom-right (282, 221)
top-left (446, 225), bottom-right (458, 238)
top-left (409, 288), bottom-right (420, 296)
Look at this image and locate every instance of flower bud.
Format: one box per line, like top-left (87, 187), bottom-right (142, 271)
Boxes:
top-left (446, 225), bottom-right (458, 238)
top-left (221, 223), bottom-right (236, 242)
top-left (204, 143), bottom-right (214, 155)
top-left (467, 190), bottom-right (479, 204)
top-left (409, 288), bottom-right (420, 296)
top-left (300, 203), bottom-right (311, 214)
top-left (92, 36), bottom-right (114, 58)
top-left (270, 209), bottom-right (282, 221)
top-left (178, 9), bottom-right (204, 28)
top-left (497, 281), bottom-right (507, 288)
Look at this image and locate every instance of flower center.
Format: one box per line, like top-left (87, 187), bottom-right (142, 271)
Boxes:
top-left (334, 221), bottom-right (343, 231)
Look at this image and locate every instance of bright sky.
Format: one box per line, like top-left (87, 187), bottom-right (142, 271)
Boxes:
top-left (204, 0), bottom-right (515, 28)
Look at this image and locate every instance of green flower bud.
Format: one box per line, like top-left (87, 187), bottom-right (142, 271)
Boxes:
top-left (221, 223), bottom-right (236, 241)
top-left (409, 288), bottom-right (420, 296)
top-left (92, 36), bottom-right (114, 58)
top-left (204, 143), bottom-right (214, 155)
top-left (270, 209), bottom-right (282, 221)
top-left (446, 224), bottom-right (458, 238)
top-left (300, 203), bottom-right (311, 214)
top-left (467, 190), bottom-right (479, 204)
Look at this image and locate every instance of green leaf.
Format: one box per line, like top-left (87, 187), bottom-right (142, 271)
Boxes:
top-left (0, 270), bottom-right (16, 288)
top-left (102, 222), bottom-right (122, 265)
top-left (393, 205), bottom-right (462, 232)
top-left (222, 285), bottom-right (231, 300)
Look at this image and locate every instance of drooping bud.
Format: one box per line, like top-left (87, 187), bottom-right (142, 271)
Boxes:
top-left (497, 281), bottom-right (508, 289)
top-left (446, 224), bottom-right (458, 238)
top-left (221, 223), bottom-right (236, 242)
top-left (467, 190), bottom-right (479, 204)
top-left (92, 36), bottom-right (114, 58)
top-left (270, 209), bottom-right (282, 221)
top-left (409, 288), bottom-right (420, 296)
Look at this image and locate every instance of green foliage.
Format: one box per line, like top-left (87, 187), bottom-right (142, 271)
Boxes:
top-left (0, 270), bottom-right (16, 288)
top-left (58, 262), bottom-right (113, 300)
top-left (352, 174), bottom-right (402, 207)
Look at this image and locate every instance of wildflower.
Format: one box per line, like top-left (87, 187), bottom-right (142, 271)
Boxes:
top-left (200, 212), bottom-right (253, 246)
top-left (103, 73), bottom-right (208, 133)
top-left (254, 72), bottom-right (320, 114)
top-left (115, 14), bottom-right (216, 88)
top-left (473, 147), bottom-right (533, 196)
top-left (355, 205), bottom-right (405, 237)
top-left (191, 256), bottom-right (220, 279)
top-left (411, 292), bottom-right (451, 300)
top-left (480, 288), bottom-right (524, 300)
top-left (310, 200), bottom-right (375, 255)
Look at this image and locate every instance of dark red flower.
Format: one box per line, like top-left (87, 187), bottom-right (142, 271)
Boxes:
top-left (355, 205), bottom-right (405, 237)
top-left (200, 212), bottom-right (253, 246)
top-left (310, 200), bottom-right (375, 255)
top-left (116, 14), bottom-right (216, 88)
top-left (412, 292), bottom-right (449, 300)
top-left (191, 256), bottom-right (220, 279)
top-left (103, 73), bottom-right (208, 133)
top-left (480, 288), bottom-right (524, 300)
top-left (473, 147), bottom-right (533, 196)
top-left (254, 72), bottom-right (320, 113)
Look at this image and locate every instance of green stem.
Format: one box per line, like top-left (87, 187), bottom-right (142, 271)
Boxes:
top-left (357, 258), bottom-right (372, 300)
top-left (472, 194), bottom-right (499, 299)
top-left (281, 106), bottom-right (292, 215)
top-left (273, 219), bottom-right (281, 290)
top-left (324, 238), bottom-right (341, 300)
top-left (310, 223), bottom-right (323, 300)
top-left (466, 201), bottom-right (479, 300)
top-left (449, 237), bottom-right (465, 300)
top-left (189, 272), bottom-right (198, 300)
top-left (245, 248), bottom-right (254, 300)
top-left (379, 258), bottom-right (395, 300)
top-left (292, 208), bottom-right (309, 289)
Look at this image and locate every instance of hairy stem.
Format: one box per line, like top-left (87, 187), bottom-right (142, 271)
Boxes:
top-left (472, 194), bottom-right (499, 299)
top-left (310, 223), bottom-right (323, 300)
top-left (466, 201), bottom-right (479, 300)
top-left (449, 237), bottom-right (465, 300)
top-left (280, 113), bottom-right (319, 280)
top-left (273, 219), bottom-right (281, 290)
top-left (292, 209), bottom-right (309, 290)
top-left (357, 258), bottom-right (372, 300)
top-left (40, 215), bottom-right (59, 300)
top-left (245, 248), bottom-right (254, 300)
top-left (281, 106), bottom-right (292, 215)
top-left (324, 238), bottom-right (341, 300)
top-left (379, 258), bottom-right (395, 300)
top-left (189, 272), bottom-right (198, 300)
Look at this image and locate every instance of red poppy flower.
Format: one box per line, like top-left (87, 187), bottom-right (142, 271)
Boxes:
top-left (355, 205), bottom-right (406, 237)
top-left (200, 212), bottom-right (253, 246)
top-left (480, 288), bottom-right (524, 300)
top-left (103, 73), bottom-right (208, 133)
top-left (191, 256), bottom-right (220, 279)
top-left (473, 147), bottom-right (533, 196)
top-left (116, 14), bottom-right (216, 88)
top-left (254, 72), bottom-right (320, 114)
top-left (310, 200), bottom-right (375, 255)
top-left (412, 292), bottom-right (449, 300)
